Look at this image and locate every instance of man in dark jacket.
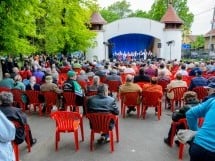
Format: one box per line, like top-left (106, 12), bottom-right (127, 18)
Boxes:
top-left (164, 91), bottom-right (199, 146)
top-left (0, 91), bottom-right (37, 146)
top-left (86, 84), bottom-right (119, 143)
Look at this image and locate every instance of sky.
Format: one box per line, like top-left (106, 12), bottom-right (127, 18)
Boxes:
top-left (97, 0), bottom-right (215, 35)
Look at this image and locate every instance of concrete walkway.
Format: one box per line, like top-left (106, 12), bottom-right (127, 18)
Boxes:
top-left (19, 103), bottom-right (190, 161)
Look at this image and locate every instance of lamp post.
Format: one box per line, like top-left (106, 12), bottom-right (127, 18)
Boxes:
top-left (166, 40), bottom-right (175, 60)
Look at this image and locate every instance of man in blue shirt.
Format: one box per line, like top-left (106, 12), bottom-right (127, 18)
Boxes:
top-left (188, 70), bottom-right (209, 91)
top-left (186, 82), bottom-right (215, 161)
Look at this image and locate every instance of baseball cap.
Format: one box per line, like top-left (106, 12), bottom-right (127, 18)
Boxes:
top-left (67, 70), bottom-right (76, 77)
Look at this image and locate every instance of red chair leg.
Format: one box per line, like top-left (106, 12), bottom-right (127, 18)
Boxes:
top-left (178, 143), bottom-right (185, 160)
top-left (74, 130), bottom-right (79, 151)
top-left (90, 131), bottom-right (94, 151)
top-left (170, 123), bottom-right (177, 147)
top-left (13, 142), bottom-right (19, 161)
top-left (115, 119), bottom-right (119, 142)
top-left (109, 131), bottom-right (114, 152)
top-left (80, 118), bottom-right (84, 141)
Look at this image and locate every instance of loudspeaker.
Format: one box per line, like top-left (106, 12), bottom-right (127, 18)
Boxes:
top-left (157, 43), bottom-right (162, 48)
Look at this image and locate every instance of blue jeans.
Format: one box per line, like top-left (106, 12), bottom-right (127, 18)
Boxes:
top-left (189, 143), bottom-right (215, 161)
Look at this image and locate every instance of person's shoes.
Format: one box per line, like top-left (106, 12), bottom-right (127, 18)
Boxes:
top-left (31, 138), bottom-right (37, 146)
top-left (127, 108), bottom-right (132, 114)
top-left (175, 140), bottom-right (180, 147)
top-left (97, 136), bottom-right (105, 144)
top-left (105, 137), bottom-right (110, 143)
top-left (164, 138), bottom-right (171, 146)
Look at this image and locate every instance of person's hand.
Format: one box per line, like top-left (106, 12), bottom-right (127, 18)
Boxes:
top-left (176, 129), bottom-right (196, 144)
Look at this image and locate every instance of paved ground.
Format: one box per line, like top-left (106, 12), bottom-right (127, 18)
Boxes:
top-left (19, 101), bottom-right (190, 161)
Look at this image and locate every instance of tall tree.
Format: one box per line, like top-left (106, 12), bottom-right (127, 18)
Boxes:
top-left (191, 35), bottom-right (205, 49)
top-left (0, 0), bottom-right (43, 55)
top-left (100, 0), bottom-right (132, 23)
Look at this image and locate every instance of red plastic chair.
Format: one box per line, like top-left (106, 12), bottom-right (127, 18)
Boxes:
top-left (158, 80), bottom-right (170, 109)
top-left (0, 87), bottom-right (11, 92)
top-left (141, 90), bottom-right (163, 120)
top-left (25, 90), bottom-right (42, 115)
top-left (182, 76), bottom-right (192, 87)
top-left (11, 89), bottom-right (27, 112)
top-left (86, 113), bottom-right (119, 152)
top-left (62, 92), bottom-right (77, 112)
top-left (12, 142), bottom-right (19, 161)
top-left (177, 118), bottom-right (204, 160)
top-left (12, 121), bottom-right (31, 154)
top-left (99, 75), bottom-right (107, 84)
top-left (168, 87), bottom-right (188, 112)
top-left (42, 91), bottom-right (58, 114)
top-left (192, 86), bottom-right (208, 102)
top-left (107, 80), bottom-right (121, 100)
top-left (77, 80), bottom-right (87, 92)
top-left (51, 111), bottom-right (84, 151)
top-left (120, 92), bottom-right (141, 118)
top-left (120, 73), bottom-right (134, 84)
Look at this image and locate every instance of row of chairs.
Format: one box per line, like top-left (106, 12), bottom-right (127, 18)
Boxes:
top-left (50, 111), bottom-right (119, 152)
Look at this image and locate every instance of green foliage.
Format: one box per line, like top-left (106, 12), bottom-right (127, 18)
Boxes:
top-left (100, 0), bottom-right (132, 23)
top-left (191, 35), bottom-right (205, 49)
top-left (128, 10), bottom-right (150, 18)
top-left (0, 0), bottom-right (97, 56)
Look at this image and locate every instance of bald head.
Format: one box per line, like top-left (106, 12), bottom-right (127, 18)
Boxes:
top-left (126, 74), bottom-right (133, 83)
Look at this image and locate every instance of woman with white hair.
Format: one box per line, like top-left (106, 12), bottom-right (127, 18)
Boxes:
top-left (87, 76), bottom-right (100, 92)
top-left (13, 75), bottom-right (25, 91)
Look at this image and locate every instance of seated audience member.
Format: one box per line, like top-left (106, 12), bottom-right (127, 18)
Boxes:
top-left (85, 67), bottom-right (95, 78)
top-left (0, 73), bottom-right (14, 89)
top-left (119, 74), bottom-right (142, 114)
top-left (164, 91), bottom-right (199, 146)
top-left (26, 76), bottom-right (40, 91)
top-left (157, 63), bottom-right (172, 78)
top-left (142, 77), bottom-right (163, 95)
top-left (185, 82), bottom-right (215, 161)
top-left (0, 91), bottom-right (37, 146)
top-left (63, 70), bottom-right (84, 112)
top-left (133, 67), bottom-right (150, 83)
top-left (144, 63), bottom-right (158, 78)
top-left (40, 76), bottom-right (62, 93)
top-left (32, 67), bottom-right (45, 84)
top-left (106, 69), bottom-right (122, 82)
top-left (87, 76), bottom-right (100, 93)
top-left (157, 70), bottom-right (171, 83)
top-left (86, 84), bottom-right (119, 143)
top-left (0, 110), bottom-right (15, 161)
top-left (188, 70), bottom-right (209, 91)
top-left (166, 73), bottom-right (187, 102)
top-left (77, 70), bottom-right (89, 83)
top-left (189, 62), bottom-right (201, 76)
top-left (123, 64), bottom-right (135, 74)
top-left (13, 74), bottom-right (26, 91)
top-left (175, 64), bottom-right (188, 77)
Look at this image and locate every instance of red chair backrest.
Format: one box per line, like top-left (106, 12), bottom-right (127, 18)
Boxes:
top-left (51, 111), bottom-right (81, 131)
top-left (99, 76), bottom-right (107, 84)
top-left (25, 90), bottom-right (40, 104)
top-left (86, 113), bottom-right (117, 133)
top-left (11, 89), bottom-right (26, 111)
top-left (142, 90), bottom-right (163, 106)
top-left (182, 76), bottom-right (192, 87)
top-left (58, 73), bottom-right (68, 88)
top-left (158, 80), bottom-right (169, 92)
top-left (85, 91), bottom-right (97, 96)
top-left (0, 87), bottom-right (11, 92)
top-left (42, 91), bottom-right (58, 106)
top-left (193, 86), bottom-right (208, 101)
top-left (120, 92), bottom-right (141, 106)
top-left (107, 80), bottom-right (121, 92)
top-left (77, 80), bottom-right (87, 91)
top-left (62, 92), bottom-right (76, 107)
top-left (169, 87), bottom-right (188, 101)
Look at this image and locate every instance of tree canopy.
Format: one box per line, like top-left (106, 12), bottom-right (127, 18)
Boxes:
top-left (100, 0), bottom-right (194, 32)
top-left (0, 0), bottom-right (97, 56)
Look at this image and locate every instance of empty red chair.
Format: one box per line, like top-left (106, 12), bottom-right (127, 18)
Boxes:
top-left (25, 90), bottom-right (42, 115)
top-left (120, 92), bottom-right (141, 118)
top-left (86, 113), bottom-right (119, 152)
top-left (51, 111), bottom-right (84, 151)
top-left (193, 86), bottom-right (208, 102)
top-left (168, 87), bottom-right (188, 112)
top-left (62, 92), bottom-right (77, 112)
top-left (142, 90), bottom-right (163, 120)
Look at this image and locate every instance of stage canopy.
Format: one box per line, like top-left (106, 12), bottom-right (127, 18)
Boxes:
top-left (108, 33), bottom-right (154, 55)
